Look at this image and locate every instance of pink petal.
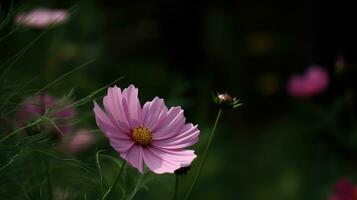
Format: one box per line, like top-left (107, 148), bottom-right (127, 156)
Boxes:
top-left (66, 129), bottom-right (95, 153)
top-left (55, 107), bottom-right (76, 119)
top-left (306, 66), bottom-right (329, 92)
top-left (152, 123), bottom-right (199, 149)
top-left (335, 178), bottom-right (355, 197)
top-left (121, 145), bottom-right (144, 173)
top-left (103, 87), bottom-right (131, 133)
top-left (110, 139), bottom-right (134, 153)
top-left (121, 85), bottom-right (142, 128)
top-left (142, 148), bottom-right (181, 174)
top-left (287, 65), bottom-right (329, 97)
top-left (57, 124), bottom-right (73, 135)
top-left (142, 147), bottom-right (196, 174)
top-left (93, 101), bottom-right (129, 139)
top-left (16, 8), bottom-right (68, 28)
top-left (287, 75), bottom-right (307, 97)
top-left (327, 196), bottom-right (339, 200)
top-left (40, 94), bottom-right (56, 107)
top-left (151, 148), bottom-right (197, 165)
top-left (152, 107), bottom-right (186, 140)
top-left (142, 97), bottom-right (168, 131)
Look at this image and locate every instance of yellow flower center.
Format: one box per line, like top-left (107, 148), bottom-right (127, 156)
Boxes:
top-left (131, 126), bottom-right (152, 146)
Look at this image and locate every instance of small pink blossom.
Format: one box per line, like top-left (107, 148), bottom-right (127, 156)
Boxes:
top-left (16, 8), bottom-right (69, 28)
top-left (93, 85), bottom-right (199, 174)
top-left (328, 178), bottom-right (357, 200)
top-left (287, 65), bottom-right (329, 97)
top-left (16, 94), bottom-right (76, 135)
top-left (62, 129), bottom-right (95, 154)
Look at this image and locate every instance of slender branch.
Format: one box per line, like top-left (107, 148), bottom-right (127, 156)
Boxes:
top-left (0, 118), bottom-right (42, 144)
top-left (96, 150), bottom-right (106, 196)
top-left (44, 156), bottom-right (52, 199)
top-left (173, 175), bottom-right (179, 200)
top-left (33, 60), bottom-right (95, 96)
top-left (67, 76), bottom-right (124, 108)
top-left (184, 109), bottom-right (223, 200)
top-left (103, 161), bottom-right (127, 200)
top-left (127, 173), bottom-right (145, 200)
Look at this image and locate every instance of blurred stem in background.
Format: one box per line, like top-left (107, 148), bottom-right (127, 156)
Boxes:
top-left (0, 118), bottom-right (42, 144)
top-left (336, 55), bottom-right (356, 129)
top-left (45, 29), bottom-right (65, 81)
top-left (127, 172), bottom-right (145, 200)
top-left (43, 154), bottom-right (52, 200)
top-left (102, 160), bottom-right (126, 200)
top-left (172, 175), bottom-right (179, 200)
top-left (343, 70), bottom-right (356, 127)
top-left (184, 108), bottom-right (222, 200)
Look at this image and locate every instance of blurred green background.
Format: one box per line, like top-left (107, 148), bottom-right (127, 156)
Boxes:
top-left (1, 0), bottom-right (357, 199)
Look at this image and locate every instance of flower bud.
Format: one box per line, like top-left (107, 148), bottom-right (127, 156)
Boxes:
top-left (213, 92), bottom-right (242, 109)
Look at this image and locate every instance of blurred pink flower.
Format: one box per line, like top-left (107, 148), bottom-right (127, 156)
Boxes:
top-left (328, 178), bottom-right (357, 200)
top-left (93, 85), bottom-right (199, 174)
top-left (63, 129), bottom-right (95, 154)
top-left (287, 65), bottom-right (329, 97)
top-left (16, 94), bottom-right (76, 135)
top-left (16, 8), bottom-right (69, 28)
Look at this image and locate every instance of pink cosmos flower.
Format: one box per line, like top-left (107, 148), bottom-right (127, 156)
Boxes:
top-left (93, 85), bottom-right (199, 174)
top-left (16, 94), bottom-right (76, 135)
top-left (16, 8), bottom-right (69, 28)
top-left (287, 65), bottom-right (329, 97)
top-left (328, 178), bottom-right (357, 200)
top-left (61, 129), bottom-right (95, 154)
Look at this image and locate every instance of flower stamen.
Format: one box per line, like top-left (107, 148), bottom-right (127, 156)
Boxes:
top-left (131, 126), bottom-right (152, 146)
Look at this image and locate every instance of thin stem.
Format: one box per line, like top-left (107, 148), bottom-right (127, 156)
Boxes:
top-left (172, 175), bottom-right (179, 200)
top-left (0, 118), bottom-right (42, 144)
top-left (33, 60), bottom-right (94, 96)
top-left (0, 29), bottom-right (48, 79)
top-left (103, 161), bottom-right (127, 200)
top-left (96, 150), bottom-right (105, 196)
top-left (343, 72), bottom-right (356, 127)
top-left (44, 156), bottom-right (52, 200)
top-left (0, 27), bottom-right (18, 44)
top-left (127, 173), bottom-right (145, 200)
top-left (184, 108), bottom-right (222, 200)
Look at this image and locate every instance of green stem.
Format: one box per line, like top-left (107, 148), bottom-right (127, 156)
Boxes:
top-left (173, 175), bottom-right (179, 200)
top-left (103, 161), bottom-right (127, 200)
top-left (96, 150), bottom-right (105, 196)
top-left (342, 70), bottom-right (356, 127)
top-left (0, 118), bottom-right (42, 144)
top-left (0, 27), bottom-right (19, 44)
top-left (127, 173), bottom-right (145, 200)
top-left (44, 156), bottom-right (52, 200)
top-left (184, 108), bottom-right (222, 200)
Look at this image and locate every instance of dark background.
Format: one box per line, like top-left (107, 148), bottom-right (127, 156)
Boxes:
top-left (1, 0), bottom-right (357, 199)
